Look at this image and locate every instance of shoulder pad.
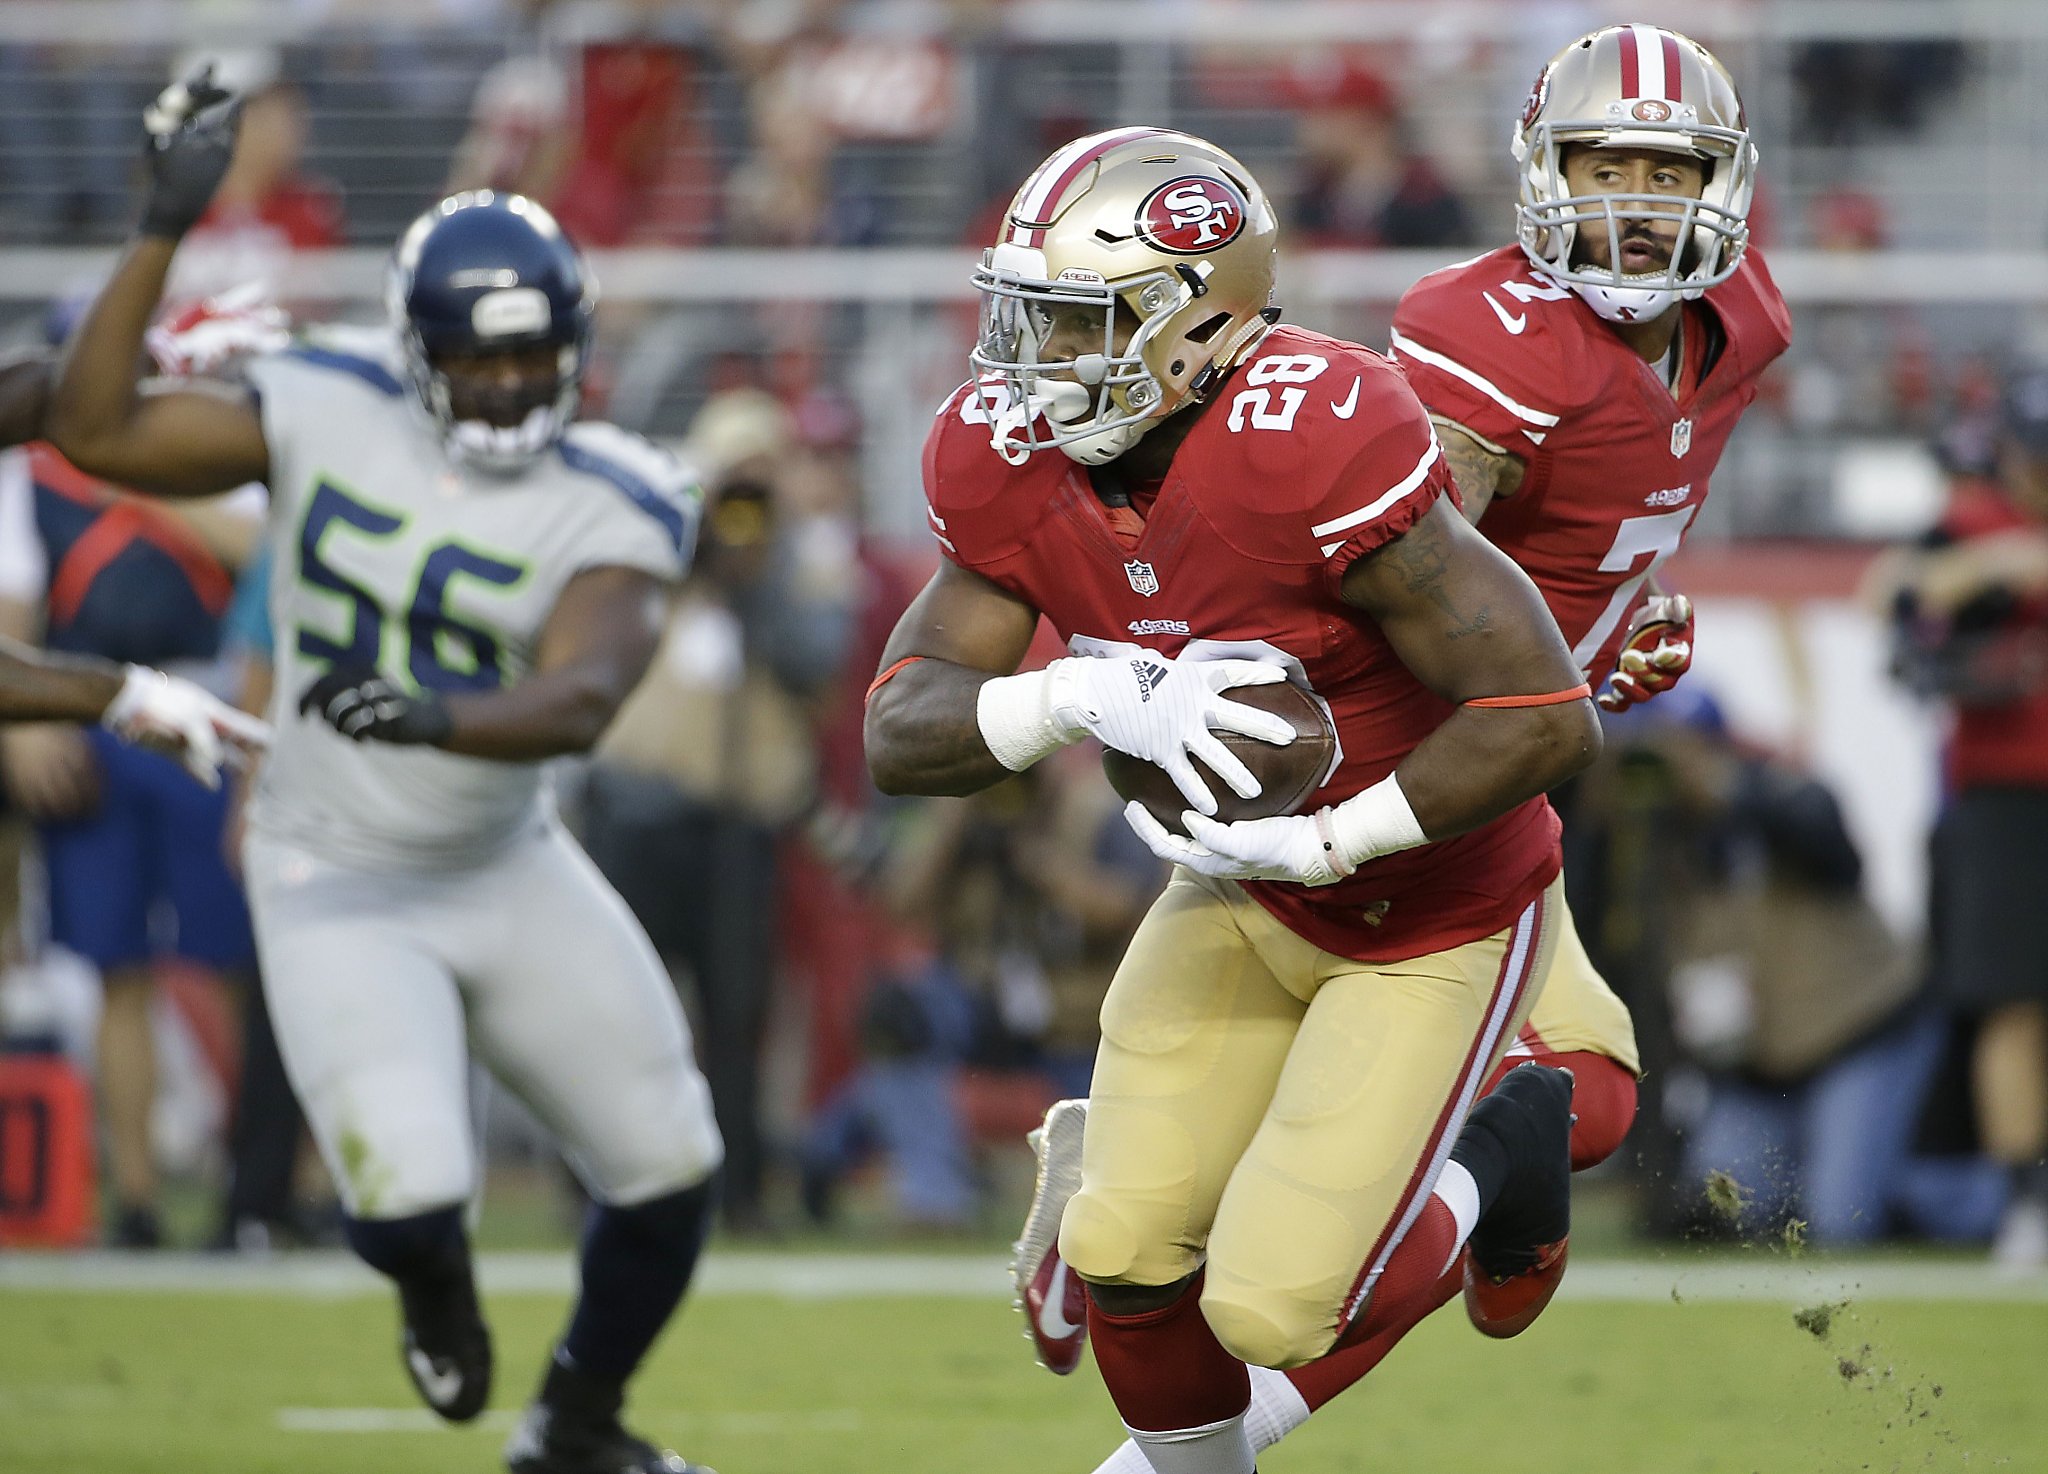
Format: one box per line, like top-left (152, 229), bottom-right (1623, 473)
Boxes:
top-left (921, 381), bottom-right (1065, 567)
top-left (267, 324), bottom-right (408, 397)
top-left (1391, 254), bottom-right (1584, 444)
top-left (558, 422), bottom-right (701, 556)
top-left (1714, 248), bottom-right (1794, 367)
top-left (1185, 329), bottom-right (1446, 567)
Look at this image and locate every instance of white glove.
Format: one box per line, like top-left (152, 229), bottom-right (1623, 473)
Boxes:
top-left (1126, 803), bottom-right (1347, 886)
top-left (147, 283), bottom-right (292, 377)
top-left (1122, 772), bottom-right (1428, 886)
top-left (102, 666), bottom-right (270, 788)
top-left (978, 654), bottom-right (1295, 816)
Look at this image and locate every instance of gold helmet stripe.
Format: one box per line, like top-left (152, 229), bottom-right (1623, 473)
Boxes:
top-left (1008, 126), bottom-right (1169, 246)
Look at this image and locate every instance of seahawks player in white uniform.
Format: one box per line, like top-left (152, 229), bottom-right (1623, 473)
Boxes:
top-left (49, 73), bottom-right (721, 1474)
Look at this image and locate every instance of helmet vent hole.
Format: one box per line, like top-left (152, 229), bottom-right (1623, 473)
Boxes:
top-left (1095, 228), bottom-right (1129, 244)
top-left (1184, 312), bottom-right (1232, 344)
top-left (1169, 359), bottom-right (1185, 375)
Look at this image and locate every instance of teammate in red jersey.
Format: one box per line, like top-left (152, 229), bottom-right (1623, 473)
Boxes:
top-left (1036, 25), bottom-right (1794, 1474)
top-left (1395, 25), bottom-right (1790, 712)
top-left (868, 124), bottom-right (1602, 1474)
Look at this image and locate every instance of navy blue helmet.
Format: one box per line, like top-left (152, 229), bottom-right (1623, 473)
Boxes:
top-left (387, 191), bottom-right (595, 472)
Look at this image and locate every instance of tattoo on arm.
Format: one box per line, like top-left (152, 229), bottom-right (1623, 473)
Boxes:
top-left (1431, 417), bottom-right (1522, 526)
top-left (1374, 511), bottom-right (1493, 640)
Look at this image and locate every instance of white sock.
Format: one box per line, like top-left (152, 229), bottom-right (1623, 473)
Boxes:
top-left (1125, 1410), bottom-right (1256, 1474)
top-left (1091, 1437), bottom-right (1157, 1474)
top-left (1243, 1364), bottom-right (1311, 1453)
top-left (1434, 1159), bottom-right (1482, 1273)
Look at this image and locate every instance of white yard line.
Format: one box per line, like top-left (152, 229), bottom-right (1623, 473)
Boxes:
top-left (1, 1250), bottom-right (2045, 1303)
top-left (275, 1407), bottom-right (865, 1435)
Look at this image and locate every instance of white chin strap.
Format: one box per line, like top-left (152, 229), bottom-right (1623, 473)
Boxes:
top-left (1568, 278), bottom-right (1689, 324)
top-left (1058, 421), bottom-right (1147, 466)
top-left (448, 405), bottom-right (558, 474)
top-left (991, 377), bottom-right (1149, 467)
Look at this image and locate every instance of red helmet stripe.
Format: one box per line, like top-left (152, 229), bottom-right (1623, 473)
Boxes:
top-left (1661, 31), bottom-right (1684, 101)
top-left (1618, 26), bottom-right (1641, 97)
top-left (1009, 126), bottom-right (1165, 247)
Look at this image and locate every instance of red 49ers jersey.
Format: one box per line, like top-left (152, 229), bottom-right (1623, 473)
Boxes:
top-left (923, 325), bottom-right (1561, 964)
top-left (1391, 245), bottom-right (1791, 684)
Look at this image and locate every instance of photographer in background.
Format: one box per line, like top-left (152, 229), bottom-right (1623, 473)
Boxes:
top-left (1873, 365), bottom-right (2048, 1266)
top-left (1613, 693), bottom-right (1989, 1245)
top-left (577, 388), bottom-right (858, 1234)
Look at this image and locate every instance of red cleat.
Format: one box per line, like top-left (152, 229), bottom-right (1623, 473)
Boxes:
top-left (1010, 1098), bottom-right (1089, 1374)
top-left (1458, 1064), bottom-right (1575, 1339)
top-left (1463, 1236), bottom-right (1569, 1339)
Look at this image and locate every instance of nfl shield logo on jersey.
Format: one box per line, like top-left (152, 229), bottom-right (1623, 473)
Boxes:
top-left (1124, 560), bottom-right (1160, 597)
top-left (1670, 418), bottom-right (1693, 458)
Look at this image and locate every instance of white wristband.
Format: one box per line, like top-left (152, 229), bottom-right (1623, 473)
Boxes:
top-left (1326, 772), bottom-right (1428, 869)
top-left (976, 663), bottom-right (1082, 772)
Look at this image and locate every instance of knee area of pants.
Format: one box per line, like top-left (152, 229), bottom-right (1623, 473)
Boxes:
top-left (1563, 1056), bottom-right (1639, 1171)
top-left (1058, 1190), bottom-right (1154, 1285)
top-left (577, 1092), bottom-right (724, 1207)
top-left (328, 1133), bottom-right (471, 1222)
top-left (1200, 1289), bottom-right (1334, 1371)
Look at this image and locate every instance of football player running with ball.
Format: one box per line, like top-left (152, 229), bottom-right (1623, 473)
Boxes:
top-left (1023, 26), bottom-right (1793, 1474)
top-left (48, 73), bottom-right (722, 1474)
top-left (867, 125), bottom-right (1603, 1474)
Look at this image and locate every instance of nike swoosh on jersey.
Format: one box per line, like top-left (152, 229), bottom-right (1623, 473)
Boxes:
top-left (1330, 377), bottom-right (1362, 419)
top-left (408, 1348), bottom-right (466, 1408)
top-left (1037, 1258), bottom-right (1082, 1341)
top-left (1483, 293), bottom-right (1528, 334)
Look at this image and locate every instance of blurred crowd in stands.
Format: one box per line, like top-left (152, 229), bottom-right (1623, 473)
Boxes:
top-left (1, 11), bottom-right (2046, 1266)
top-left (0, 11), bottom-right (2015, 480)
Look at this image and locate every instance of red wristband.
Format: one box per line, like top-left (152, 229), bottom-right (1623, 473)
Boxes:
top-left (864, 655), bottom-right (928, 705)
top-left (1463, 684), bottom-right (1591, 709)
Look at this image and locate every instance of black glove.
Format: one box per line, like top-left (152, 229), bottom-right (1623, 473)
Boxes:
top-left (298, 664), bottom-right (453, 747)
top-left (139, 67), bottom-right (242, 240)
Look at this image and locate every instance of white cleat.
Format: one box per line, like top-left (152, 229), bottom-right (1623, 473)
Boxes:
top-left (1010, 1097), bottom-right (1090, 1375)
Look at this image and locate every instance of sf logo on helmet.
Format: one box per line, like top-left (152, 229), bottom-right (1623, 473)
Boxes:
top-left (1138, 177), bottom-right (1246, 254)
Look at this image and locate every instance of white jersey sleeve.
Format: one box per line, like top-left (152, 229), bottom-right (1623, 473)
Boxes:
top-left (240, 327), bottom-right (702, 873)
top-left (553, 421), bottom-right (702, 585)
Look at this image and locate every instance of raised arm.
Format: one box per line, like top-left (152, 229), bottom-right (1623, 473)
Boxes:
top-left (299, 566), bottom-right (670, 763)
top-left (44, 74), bottom-right (270, 498)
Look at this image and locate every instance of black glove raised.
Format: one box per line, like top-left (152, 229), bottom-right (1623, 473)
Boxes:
top-left (298, 664), bottom-right (453, 747)
top-left (139, 67), bottom-right (242, 240)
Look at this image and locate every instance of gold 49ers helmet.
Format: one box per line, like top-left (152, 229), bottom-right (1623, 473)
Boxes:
top-left (971, 127), bottom-right (1279, 465)
top-left (1512, 24), bottom-right (1758, 322)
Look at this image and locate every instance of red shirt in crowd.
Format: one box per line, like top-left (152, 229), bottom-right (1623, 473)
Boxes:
top-left (1936, 479), bottom-right (2048, 790)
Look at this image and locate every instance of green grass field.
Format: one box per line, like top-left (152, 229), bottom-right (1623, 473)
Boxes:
top-left (2, 1252), bottom-right (2044, 1474)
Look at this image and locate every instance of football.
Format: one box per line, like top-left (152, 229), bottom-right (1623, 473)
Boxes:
top-left (1103, 681), bottom-right (1337, 836)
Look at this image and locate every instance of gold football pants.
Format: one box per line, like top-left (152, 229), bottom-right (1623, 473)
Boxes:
top-left (1058, 869), bottom-right (1560, 1369)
